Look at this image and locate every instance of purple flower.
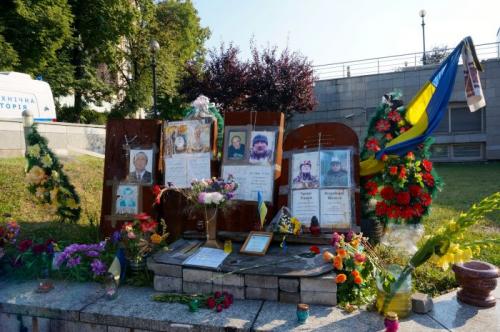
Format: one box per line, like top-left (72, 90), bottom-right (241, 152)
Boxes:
top-left (198, 192), bottom-right (206, 204)
top-left (111, 231), bottom-right (122, 244)
top-left (345, 231), bottom-right (354, 243)
top-left (67, 256), bottom-right (81, 268)
top-left (90, 259), bottom-right (107, 276)
top-left (86, 250), bottom-right (100, 257)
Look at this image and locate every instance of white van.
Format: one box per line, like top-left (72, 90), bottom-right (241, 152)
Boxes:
top-left (0, 72), bottom-right (57, 121)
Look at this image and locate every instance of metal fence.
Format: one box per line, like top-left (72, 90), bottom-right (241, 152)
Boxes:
top-left (313, 42), bottom-right (500, 81)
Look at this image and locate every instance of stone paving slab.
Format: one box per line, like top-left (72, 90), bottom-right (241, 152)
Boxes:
top-left (252, 301), bottom-right (447, 331)
top-left (0, 280), bottom-right (103, 320)
top-left (428, 290), bottom-right (499, 332)
top-left (80, 286), bottom-right (263, 332)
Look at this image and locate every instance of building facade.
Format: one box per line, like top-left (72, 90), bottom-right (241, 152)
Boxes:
top-left (290, 58), bottom-right (500, 161)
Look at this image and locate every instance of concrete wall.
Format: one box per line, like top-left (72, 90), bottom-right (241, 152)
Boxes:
top-left (0, 119), bottom-right (105, 157)
top-left (291, 58), bottom-right (500, 160)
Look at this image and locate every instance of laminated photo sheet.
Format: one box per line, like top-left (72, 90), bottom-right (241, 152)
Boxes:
top-left (320, 188), bottom-right (352, 228)
top-left (222, 165), bottom-right (274, 203)
top-left (164, 153), bottom-right (211, 188)
top-left (291, 189), bottom-right (320, 225)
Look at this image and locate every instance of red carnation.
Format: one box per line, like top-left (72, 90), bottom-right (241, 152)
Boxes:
top-left (214, 291), bottom-right (222, 298)
top-left (388, 111), bottom-right (402, 122)
top-left (18, 239), bottom-right (32, 252)
top-left (207, 297), bottom-right (216, 309)
top-left (135, 213), bottom-right (150, 222)
top-left (422, 173), bottom-right (435, 187)
top-left (420, 192), bottom-right (432, 206)
top-left (413, 203), bottom-right (424, 217)
top-left (216, 304), bottom-right (223, 312)
top-left (375, 201), bottom-right (388, 216)
top-left (366, 138), bottom-right (381, 152)
top-left (364, 181), bottom-right (378, 196)
top-left (381, 154), bottom-right (389, 161)
top-left (409, 185), bottom-right (422, 197)
top-left (376, 119), bottom-right (391, 132)
top-left (385, 133), bottom-right (393, 141)
top-left (223, 297), bottom-right (231, 309)
top-left (400, 207), bottom-right (414, 219)
top-left (32, 243), bottom-right (46, 255)
top-left (396, 192), bottom-right (411, 205)
top-left (422, 160), bottom-right (433, 172)
top-left (387, 205), bottom-right (400, 219)
top-left (381, 186), bottom-right (395, 201)
top-left (389, 166), bottom-right (398, 176)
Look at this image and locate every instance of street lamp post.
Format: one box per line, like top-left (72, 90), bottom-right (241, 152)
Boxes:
top-left (419, 9), bottom-right (427, 65)
top-left (149, 40), bottom-right (160, 118)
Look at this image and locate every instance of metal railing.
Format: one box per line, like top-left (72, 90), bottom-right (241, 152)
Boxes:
top-left (313, 42), bottom-right (500, 81)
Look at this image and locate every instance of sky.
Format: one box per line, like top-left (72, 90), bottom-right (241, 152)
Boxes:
top-left (192, 0), bottom-right (500, 66)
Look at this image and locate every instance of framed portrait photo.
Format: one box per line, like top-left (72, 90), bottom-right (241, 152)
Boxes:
top-left (112, 183), bottom-right (141, 216)
top-left (128, 148), bottom-right (154, 185)
top-left (240, 231), bottom-right (273, 256)
top-left (248, 130), bottom-right (276, 165)
top-left (291, 151), bottom-right (320, 190)
top-left (320, 149), bottom-right (351, 188)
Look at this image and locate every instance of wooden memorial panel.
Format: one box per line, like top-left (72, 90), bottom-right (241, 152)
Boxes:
top-left (99, 119), bottom-right (162, 237)
top-left (277, 123), bottom-right (361, 229)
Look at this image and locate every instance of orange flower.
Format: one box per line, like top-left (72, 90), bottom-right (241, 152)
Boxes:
top-left (150, 233), bottom-right (162, 245)
top-left (354, 276), bottom-right (363, 285)
top-left (350, 239), bottom-right (360, 248)
top-left (351, 270), bottom-right (360, 277)
top-left (323, 251), bottom-right (334, 263)
top-left (335, 274), bottom-right (347, 284)
top-left (333, 255), bottom-right (343, 270)
top-left (336, 248), bottom-right (347, 258)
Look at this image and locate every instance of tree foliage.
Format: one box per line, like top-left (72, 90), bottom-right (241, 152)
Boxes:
top-left (0, 0), bottom-right (209, 121)
top-left (180, 43), bottom-right (317, 119)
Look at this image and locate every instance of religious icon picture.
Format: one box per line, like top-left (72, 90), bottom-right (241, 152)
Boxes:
top-left (128, 148), bottom-right (154, 185)
top-left (248, 131), bottom-right (275, 165)
top-left (227, 130), bottom-right (247, 160)
top-left (187, 122), bottom-right (211, 153)
top-left (114, 184), bottom-right (139, 215)
top-left (320, 149), bottom-right (351, 188)
top-left (291, 151), bottom-right (320, 189)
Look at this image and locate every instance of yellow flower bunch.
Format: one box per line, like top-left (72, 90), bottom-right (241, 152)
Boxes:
top-left (27, 144), bottom-right (41, 158)
top-left (429, 244), bottom-right (473, 270)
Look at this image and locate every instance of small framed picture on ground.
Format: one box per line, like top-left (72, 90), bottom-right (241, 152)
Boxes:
top-left (240, 231), bottom-right (273, 256)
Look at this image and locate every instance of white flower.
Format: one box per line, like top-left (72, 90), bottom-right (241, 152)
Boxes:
top-left (204, 193), bottom-right (213, 204)
top-left (211, 192), bottom-right (224, 205)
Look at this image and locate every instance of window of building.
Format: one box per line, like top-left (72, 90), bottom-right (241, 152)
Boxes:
top-left (450, 106), bottom-right (483, 132)
top-left (430, 144), bottom-right (449, 159)
top-left (452, 143), bottom-right (483, 159)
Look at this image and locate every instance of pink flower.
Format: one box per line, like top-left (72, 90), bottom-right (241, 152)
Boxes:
top-left (127, 232), bottom-right (136, 239)
top-left (198, 192), bottom-right (206, 204)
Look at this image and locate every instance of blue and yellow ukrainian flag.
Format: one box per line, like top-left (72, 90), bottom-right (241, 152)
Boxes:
top-left (361, 37), bottom-right (477, 176)
top-left (257, 191), bottom-right (268, 228)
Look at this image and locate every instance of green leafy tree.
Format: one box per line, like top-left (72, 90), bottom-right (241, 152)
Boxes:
top-left (0, 0), bottom-right (74, 95)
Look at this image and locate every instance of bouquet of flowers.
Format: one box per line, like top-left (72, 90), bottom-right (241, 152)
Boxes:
top-left (382, 192), bottom-right (500, 311)
top-left (114, 213), bottom-right (168, 262)
top-left (187, 177), bottom-right (238, 210)
top-left (323, 232), bottom-right (375, 305)
top-left (0, 219), bottom-right (20, 260)
top-left (54, 240), bottom-right (110, 281)
top-left (360, 92), bottom-right (442, 226)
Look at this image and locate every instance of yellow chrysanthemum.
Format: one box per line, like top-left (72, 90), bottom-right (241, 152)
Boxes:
top-left (66, 198), bottom-right (79, 210)
top-left (27, 144), bottom-right (41, 158)
top-left (41, 154), bottom-right (53, 168)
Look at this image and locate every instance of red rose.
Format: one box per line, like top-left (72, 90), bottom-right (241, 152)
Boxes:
top-left (388, 111), bottom-right (402, 122)
top-left (216, 304), bottom-right (223, 312)
top-left (223, 297), bottom-right (231, 308)
top-left (420, 192), bottom-right (432, 206)
top-left (309, 245), bottom-right (320, 255)
top-left (409, 185), bottom-right (422, 197)
top-left (396, 192), bottom-right (411, 205)
top-left (140, 220), bottom-right (158, 233)
top-left (214, 291), bottom-right (222, 298)
top-left (381, 186), bottom-right (395, 201)
top-left (376, 119), bottom-right (391, 132)
top-left (389, 166), bottom-right (398, 176)
top-left (18, 239), bottom-right (32, 252)
top-left (366, 138), bottom-right (381, 152)
top-left (387, 205), bottom-right (400, 219)
top-left (364, 181), bottom-right (378, 196)
top-left (375, 201), bottom-right (388, 216)
top-left (422, 173), bottom-right (435, 187)
top-left (207, 297), bottom-right (216, 309)
top-left (422, 160), bottom-right (433, 172)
